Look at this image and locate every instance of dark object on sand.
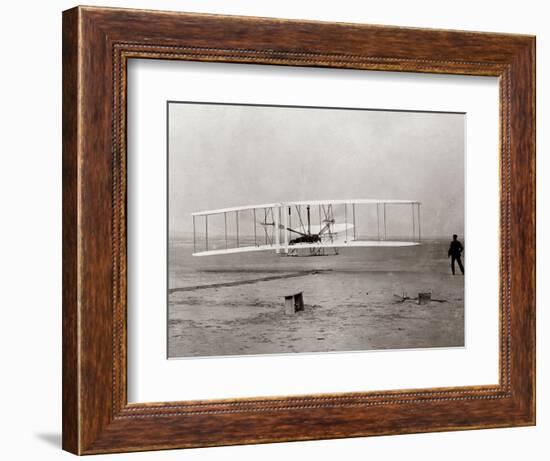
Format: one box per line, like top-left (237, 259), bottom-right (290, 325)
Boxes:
top-left (418, 292), bottom-right (432, 305)
top-left (393, 292), bottom-right (447, 305)
top-left (285, 292), bottom-right (305, 315)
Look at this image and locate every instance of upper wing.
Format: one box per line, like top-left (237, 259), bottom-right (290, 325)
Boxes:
top-left (192, 199), bottom-right (421, 216)
top-left (284, 199), bottom-right (420, 206)
top-left (192, 203), bottom-right (280, 216)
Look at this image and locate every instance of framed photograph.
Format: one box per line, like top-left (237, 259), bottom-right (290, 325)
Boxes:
top-left (62, 6), bottom-right (535, 454)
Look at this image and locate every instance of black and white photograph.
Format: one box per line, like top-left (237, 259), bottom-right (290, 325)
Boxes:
top-left (167, 102), bottom-right (465, 358)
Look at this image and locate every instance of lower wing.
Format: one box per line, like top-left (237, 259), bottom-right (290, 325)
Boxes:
top-left (193, 240), bottom-right (419, 256)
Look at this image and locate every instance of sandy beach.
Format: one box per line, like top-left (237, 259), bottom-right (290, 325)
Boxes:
top-left (168, 240), bottom-right (464, 358)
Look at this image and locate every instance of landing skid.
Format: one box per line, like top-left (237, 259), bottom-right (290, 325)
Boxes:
top-left (283, 247), bottom-right (340, 257)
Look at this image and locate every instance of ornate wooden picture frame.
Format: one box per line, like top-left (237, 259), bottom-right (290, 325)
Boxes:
top-left (62, 6), bottom-right (535, 455)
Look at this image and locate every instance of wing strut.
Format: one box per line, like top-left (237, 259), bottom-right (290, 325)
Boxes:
top-left (193, 215), bottom-right (196, 253)
top-left (224, 212), bottom-right (228, 249)
top-left (283, 205), bottom-right (289, 253)
top-left (274, 206), bottom-right (280, 253)
top-left (344, 203), bottom-right (348, 242)
top-left (236, 211), bottom-right (239, 247)
top-left (377, 203), bottom-right (380, 240)
top-left (353, 203), bottom-right (356, 240)
top-left (383, 204), bottom-right (387, 240)
top-left (253, 208), bottom-right (257, 247)
top-left (411, 203), bottom-right (415, 241)
top-left (418, 204), bottom-right (422, 241)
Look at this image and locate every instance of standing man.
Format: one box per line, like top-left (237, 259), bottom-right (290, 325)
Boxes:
top-left (448, 234), bottom-right (464, 275)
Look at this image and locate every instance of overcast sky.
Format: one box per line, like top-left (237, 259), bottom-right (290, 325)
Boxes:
top-left (168, 103), bottom-right (464, 239)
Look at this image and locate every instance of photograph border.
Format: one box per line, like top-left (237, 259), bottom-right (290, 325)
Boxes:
top-left (165, 99), bottom-right (467, 360)
top-left (62, 6), bottom-right (535, 454)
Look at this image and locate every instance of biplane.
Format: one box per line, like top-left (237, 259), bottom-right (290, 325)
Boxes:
top-left (191, 199), bottom-right (421, 257)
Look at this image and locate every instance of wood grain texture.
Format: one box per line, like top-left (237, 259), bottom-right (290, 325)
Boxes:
top-left (62, 5), bottom-right (536, 455)
top-left (62, 7), bottom-right (79, 454)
